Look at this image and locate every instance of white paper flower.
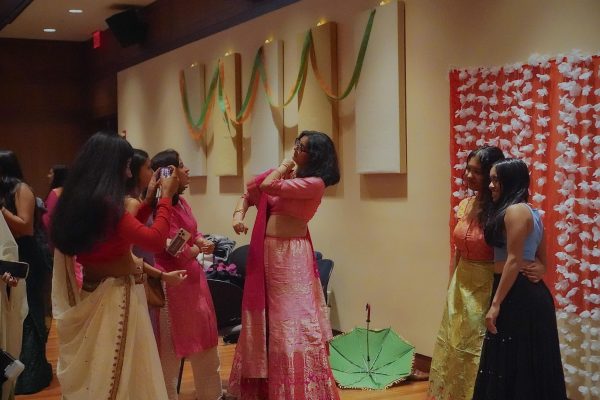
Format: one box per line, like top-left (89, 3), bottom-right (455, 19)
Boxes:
top-left (537, 116), bottom-right (550, 127)
top-left (537, 73), bottom-right (551, 82)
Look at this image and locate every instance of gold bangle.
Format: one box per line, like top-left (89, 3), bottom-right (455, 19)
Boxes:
top-left (233, 209), bottom-right (244, 217)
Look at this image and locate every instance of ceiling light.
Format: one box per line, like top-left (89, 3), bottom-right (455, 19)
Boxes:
top-left (68, 9), bottom-right (83, 14)
top-left (43, 28), bottom-right (56, 33)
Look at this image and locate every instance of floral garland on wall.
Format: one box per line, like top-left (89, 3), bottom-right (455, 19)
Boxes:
top-left (449, 51), bottom-right (600, 399)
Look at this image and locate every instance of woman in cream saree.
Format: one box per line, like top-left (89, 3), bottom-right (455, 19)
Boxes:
top-left (52, 252), bottom-right (168, 399)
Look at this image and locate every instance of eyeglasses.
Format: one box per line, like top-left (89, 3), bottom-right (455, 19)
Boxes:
top-left (294, 138), bottom-right (309, 153)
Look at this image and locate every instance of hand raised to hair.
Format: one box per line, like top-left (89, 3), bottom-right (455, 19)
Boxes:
top-left (144, 169), bottom-right (161, 201)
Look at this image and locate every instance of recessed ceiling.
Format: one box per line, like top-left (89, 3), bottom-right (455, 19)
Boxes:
top-left (0, 0), bottom-right (155, 42)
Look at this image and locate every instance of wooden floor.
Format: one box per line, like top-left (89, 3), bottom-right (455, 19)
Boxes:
top-left (16, 322), bottom-right (428, 399)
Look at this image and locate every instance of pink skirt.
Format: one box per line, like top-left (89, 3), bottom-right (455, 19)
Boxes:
top-left (229, 237), bottom-right (339, 399)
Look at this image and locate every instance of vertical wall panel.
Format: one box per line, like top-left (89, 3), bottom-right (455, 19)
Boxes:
top-left (181, 63), bottom-right (208, 176)
top-left (297, 22), bottom-right (338, 140)
top-left (249, 40), bottom-right (284, 175)
top-left (355, 0), bottom-right (406, 173)
top-left (212, 53), bottom-right (241, 176)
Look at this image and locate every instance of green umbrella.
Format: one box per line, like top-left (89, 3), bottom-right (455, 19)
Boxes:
top-left (329, 305), bottom-right (415, 390)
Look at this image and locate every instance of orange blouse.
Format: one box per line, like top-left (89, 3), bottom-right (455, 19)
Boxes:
top-left (452, 197), bottom-right (493, 262)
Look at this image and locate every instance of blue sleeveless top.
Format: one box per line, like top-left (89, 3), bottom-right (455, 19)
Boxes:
top-left (494, 204), bottom-right (543, 262)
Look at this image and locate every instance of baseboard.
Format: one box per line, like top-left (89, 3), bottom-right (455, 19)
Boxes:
top-left (414, 353), bottom-right (432, 373)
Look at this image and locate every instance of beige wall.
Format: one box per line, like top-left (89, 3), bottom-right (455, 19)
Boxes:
top-left (118, 0), bottom-right (600, 356)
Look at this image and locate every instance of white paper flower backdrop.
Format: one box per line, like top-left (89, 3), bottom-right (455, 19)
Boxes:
top-left (449, 51), bottom-right (599, 399)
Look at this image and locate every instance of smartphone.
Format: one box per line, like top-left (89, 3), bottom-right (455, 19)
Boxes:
top-left (166, 228), bottom-right (191, 256)
top-left (1, 349), bottom-right (24, 382)
top-left (0, 260), bottom-right (29, 279)
top-left (155, 167), bottom-right (173, 199)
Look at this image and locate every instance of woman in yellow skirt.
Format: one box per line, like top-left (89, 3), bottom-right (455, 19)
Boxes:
top-left (427, 146), bottom-right (543, 400)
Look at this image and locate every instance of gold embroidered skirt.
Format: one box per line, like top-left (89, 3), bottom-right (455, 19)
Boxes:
top-left (427, 258), bottom-right (494, 400)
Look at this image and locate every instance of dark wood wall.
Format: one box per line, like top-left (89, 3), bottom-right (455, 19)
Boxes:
top-left (0, 39), bottom-right (90, 197)
top-left (0, 0), bottom-right (298, 197)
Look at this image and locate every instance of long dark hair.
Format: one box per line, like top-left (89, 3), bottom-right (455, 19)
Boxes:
top-left (484, 158), bottom-right (530, 247)
top-left (295, 131), bottom-right (340, 187)
top-left (49, 164), bottom-right (69, 190)
top-left (0, 150), bottom-right (25, 209)
top-left (51, 131), bottom-right (133, 255)
top-left (466, 145), bottom-right (505, 224)
top-left (0, 150), bottom-right (24, 180)
top-left (126, 149), bottom-right (149, 194)
top-left (150, 149), bottom-right (180, 205)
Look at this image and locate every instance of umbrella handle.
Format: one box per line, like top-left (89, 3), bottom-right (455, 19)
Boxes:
top-left (365, 303), bottom-right (371, 364)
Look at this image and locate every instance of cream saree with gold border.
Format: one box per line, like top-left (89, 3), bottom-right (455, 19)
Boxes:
top-left (52, 251), bottom-right (168, 399)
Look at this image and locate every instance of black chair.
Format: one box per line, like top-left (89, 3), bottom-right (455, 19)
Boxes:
top-left (206, 279), bottom-right (243, 338)
top-left (316, 258), bottom-right (334, 304)
top-left (227, 244), bottom-right (249, 278)
top-left (177, 279), bottom-right (243, 393)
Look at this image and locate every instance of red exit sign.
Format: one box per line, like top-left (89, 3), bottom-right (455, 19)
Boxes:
top-left (93, 30), bottom-right (101, 49)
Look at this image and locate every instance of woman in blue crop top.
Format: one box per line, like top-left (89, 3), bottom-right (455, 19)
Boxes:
top-left (473, 159), bottom-right (566, 400)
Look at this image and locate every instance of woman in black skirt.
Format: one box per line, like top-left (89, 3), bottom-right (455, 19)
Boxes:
top-left (473, 158), bottom-right (566, 400)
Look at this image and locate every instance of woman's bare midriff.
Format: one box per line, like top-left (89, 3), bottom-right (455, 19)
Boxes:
top-left (82, 253), bottom-right (139, 282)
top-left (266, 214), bottom-right (307, 237)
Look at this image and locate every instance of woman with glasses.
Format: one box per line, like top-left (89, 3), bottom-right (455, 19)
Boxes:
top-left (228, 130), bottom-right (341, 399)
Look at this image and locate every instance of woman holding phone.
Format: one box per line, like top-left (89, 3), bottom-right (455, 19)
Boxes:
top-left (51, 131), bottom-right (179, 399)
top-left (151, 149), bottom-right (222, 400)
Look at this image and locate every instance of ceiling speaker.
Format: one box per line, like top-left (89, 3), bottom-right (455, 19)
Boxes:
top-left (105, 8), bottom-right (147, 47)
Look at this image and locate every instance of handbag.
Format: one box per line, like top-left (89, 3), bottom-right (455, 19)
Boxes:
top-left (144, 275), bottom-right (165, 308)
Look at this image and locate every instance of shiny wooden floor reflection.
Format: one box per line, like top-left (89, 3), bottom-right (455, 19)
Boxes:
top-left (16, 322), bottom-right (428, 399)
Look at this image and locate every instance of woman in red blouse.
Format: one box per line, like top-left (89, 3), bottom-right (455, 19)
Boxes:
top-left (50, 130), bottom-right (179, 399)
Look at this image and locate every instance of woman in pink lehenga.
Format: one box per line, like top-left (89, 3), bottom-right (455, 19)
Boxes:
top-left (229, 130), bottom-right (341, 400)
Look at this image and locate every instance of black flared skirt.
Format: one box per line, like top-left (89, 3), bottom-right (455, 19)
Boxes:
top-left (472, 274), bottom-right (567, 400)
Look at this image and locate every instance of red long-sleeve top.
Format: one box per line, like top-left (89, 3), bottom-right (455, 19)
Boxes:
top-left (77, 198), bottom-right (172, 264)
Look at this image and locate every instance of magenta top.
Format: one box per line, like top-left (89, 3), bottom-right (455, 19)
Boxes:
top-left (153, 196), bottom-right (218, 358)
top-left (42, 188), bottom-right (60, 233)
top-left (247, 170), bottom-right (325, 222)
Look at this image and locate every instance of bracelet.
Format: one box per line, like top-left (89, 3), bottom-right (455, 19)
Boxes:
top-left (233, 209), bottom-right (244, 217)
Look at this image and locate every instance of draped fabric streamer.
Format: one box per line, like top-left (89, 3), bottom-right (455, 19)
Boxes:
top-left (179, 65), bottom-right (219, 139)
top-left (179, 8), bottom-right (377, 138)
top-left (449, 52), bottom-right (600, 400)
